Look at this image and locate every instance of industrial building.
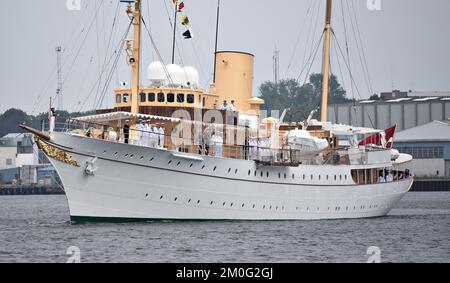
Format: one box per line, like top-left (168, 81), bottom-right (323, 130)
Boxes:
top-left (0, 133), bottom-right (58, 186)
top-left (328, 91), bottom-right (450, 131)
top-left (395, 120), bottom-right (450, 178)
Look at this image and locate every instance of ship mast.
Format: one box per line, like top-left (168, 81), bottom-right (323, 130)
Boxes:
top-left (320, 0), bottom-right (332, 122)
top-left (127, 0), bottom-right (141, 115)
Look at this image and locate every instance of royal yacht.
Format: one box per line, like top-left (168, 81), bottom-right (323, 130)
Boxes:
top-left (21, 0), bottom-right (414, 222)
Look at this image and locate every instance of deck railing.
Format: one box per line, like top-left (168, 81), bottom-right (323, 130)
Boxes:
top-left (39, 120), bottom-right (392, 167)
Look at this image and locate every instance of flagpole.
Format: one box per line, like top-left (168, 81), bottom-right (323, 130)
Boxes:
top-left (171, 1), bottom-right (178, 64)
top-left (213, 0), bottom-right (220, 83)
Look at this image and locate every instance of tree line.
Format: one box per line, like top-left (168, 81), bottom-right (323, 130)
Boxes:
top-left (259, 73), bottom-right (351, 122)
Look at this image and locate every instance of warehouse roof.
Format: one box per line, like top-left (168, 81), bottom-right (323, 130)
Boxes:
top-left (395, 120), bottom-right (450, 142)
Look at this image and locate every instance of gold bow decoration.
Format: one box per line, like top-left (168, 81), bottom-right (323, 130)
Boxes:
top-left (35, 138), bottom-right (80, 168)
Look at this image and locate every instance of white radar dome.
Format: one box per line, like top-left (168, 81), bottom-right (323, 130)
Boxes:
top-left (183, 66), bottom-right (200, 87)
top-left (166, 64), bottom-right (185, 87)
top-left (147, 61), bottom-right (167, 86)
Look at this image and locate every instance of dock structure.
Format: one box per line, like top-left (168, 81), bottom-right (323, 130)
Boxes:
top-left (0, 185), bottom-right (64, 196)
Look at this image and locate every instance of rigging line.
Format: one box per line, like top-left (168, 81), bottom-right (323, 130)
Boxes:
top-left (340, 0), bottom-right (354, 100)
top-left (141, 17), bottom-right (175, 86)
top-left (332, 32), bottom-right (375, 128)
top-left (349, 0), bottom-right (373, 95)
top-left (94, 0), bottom-right (104, 111)
top-left (296, 31), bottom-right (324, 83)
top-left (94, 19), bottom-right (134, 110)
top-left (306, 0), bottom-right (322, 73)
top-left (301, 0), bottom-right (318, 73)
top-left (284, 0), bottom-right (314, 78)
top-left (77, 20), bottom-right (133, 112)
top-left (345, 0), bottom-right (372, 96)
top-left (332, 34), bottom-right (347, 92)
top-left (93, 1), bottom-right (121, 110)
top-left (60, 0), bottom-right (105, 89)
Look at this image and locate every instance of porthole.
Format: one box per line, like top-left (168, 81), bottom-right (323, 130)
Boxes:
top-left (334, 175), bottom-right (337, 180)
top-left (210, 201), bottom-right (214, 205)
top-left (345, 175), bottom-right (347, 180)
top-left (222, 202), bottom-right (226, 206)
top-left (317, 207), bottom-right (320, 211)
top-left (150, 157), bottom-right (154, 161)
top-left (241, 203), bottom-right (245, 207)
top-left (248, 170), bottom-right (251, 176)
top-left (319, 175), bottom-right (321, 180)
top-left (140, 156), bottom-right (144, 160)
top-left (177, 161), bottom-right (181, 166)
top-left (276, 206), bottom-right (278, 210)
top-left (190, 163), bottom-right (193, 168)
top-left (168, 160), bottom-right (172, 164)
top-left (311, 174), bottom-right (313, 180)
top-left (235, 169), bottom-right (238, 174)
top-left (269, 205), bottom-right (272, 210)
top-left (260, 171), bottom-right (263, 177)
top-left (292, 174), bottom-right (295, 179)
top-left (228, 168), bottom-right (231, 173)
top-left (267, 172), bottom-right (269, 178)
top-left (340, 175), bottom-right (342, 180)
top-left (202, 165), bottom-right (205, 169)
top-left (129, 154), bottom-right (134, 158)
top-left (145, 193), bottom-right (149, 198)
top-left (346, 206), bottom-right (349, 210)
top-left (282, 206), bottom-right (285, 210)
top-left (278, 173), bottom-right (281, 178)
top-left (213, 166), bottom-right (217, 171)
top-left (252, 204), bottom-right (256, 208)
top-left (254, 171), bottom-right (257, 176)
top-left (263, 205), bottom-right (266, 209)
top-left (188, 199), bottom-right (192, 203)
top-left (114, 152), bottom-right (118, 156)
top-left (160, 195), bottom-right (163, 200)
top-left (326, 175), bottom-right (329, 180)
top-left (303, 174), bottom-right (305, 180)
top-left (296, 207), bottom-right (298, 211)
top-left (284, 173), bottom-right (287, 179)
top-left (197, 200), bottom-right (200, 204)
top-left (125, 154), bottom-right (129, 157)
top-left (230, 203), bottom-right (234, 207)
top-left (103, 150), bottom-right (107, 154)
top-left (174, 197), bottom-right (178, 201)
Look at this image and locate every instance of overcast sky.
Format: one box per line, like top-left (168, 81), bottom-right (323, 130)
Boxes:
top-left (1, 0), bottom-right (450, 114)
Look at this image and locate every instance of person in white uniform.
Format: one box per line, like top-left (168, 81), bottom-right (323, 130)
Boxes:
top-left (136, 119), bottom-right (143, 146)
top-left (143, 120), bottom-right (150, 147)
top-left (48, 107), bottom-right (56, 133)
top-left (151, 124), bottom-right (159, 148)
top-left (157, 123), bottom-right (165, 148)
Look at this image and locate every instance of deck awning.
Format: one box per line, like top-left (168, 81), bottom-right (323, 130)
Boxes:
top-left (71, 111), bottom-right (182, 124)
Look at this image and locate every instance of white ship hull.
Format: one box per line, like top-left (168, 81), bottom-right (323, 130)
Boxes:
top-left (46, 133), bottom-right (413, 222)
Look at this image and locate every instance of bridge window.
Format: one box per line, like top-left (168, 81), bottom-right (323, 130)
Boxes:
top-left (148, 93), bottom-right (155, 102)
top-left (167, 93), bottom-right (175, 103)
top-left (187, 94), bottom-right (195, 104)
top-left (158, 92), bottom-right (165, 102)
top-left (139, 92), bottom-right (146, 102)
top-left (115, 94), bottom-right (121, 103)
top-left (123, 93), bottom-right (129, 103)
top-left (177, 93), bottom-right (185, 103)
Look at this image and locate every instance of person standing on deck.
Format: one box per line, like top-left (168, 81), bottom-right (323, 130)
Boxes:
top-left (157, 123), bottom-right (165, 148)
top-left (48, 107), bottom-right (56, 133)
top-left (143, 120), bottom-right (151, 147)
top-left (136, 119), bottom-right (143, 145)
top-left (123, 120), bottom-right (130, 144)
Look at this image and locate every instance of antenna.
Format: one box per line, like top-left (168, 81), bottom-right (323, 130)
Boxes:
top-left (55, 46), bottom-right (63, 110)
top-left (273, 45), bottom-right (280, 84)
top-left (213, 0), bottom-right (221, 83)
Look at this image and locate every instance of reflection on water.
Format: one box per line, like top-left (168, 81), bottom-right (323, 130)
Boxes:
top-left (0, 192), bottom-right (448, 263)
